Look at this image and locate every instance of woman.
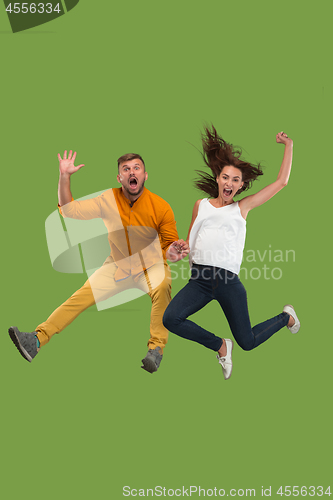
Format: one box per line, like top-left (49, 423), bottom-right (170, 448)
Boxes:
top-left (163, 126), bottom-right (300, 380)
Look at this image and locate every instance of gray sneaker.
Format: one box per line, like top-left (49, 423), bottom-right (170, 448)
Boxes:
top-left (141, 347), bottom-right (163, 373)
top-left (8, 326), bottom-right (38, 362)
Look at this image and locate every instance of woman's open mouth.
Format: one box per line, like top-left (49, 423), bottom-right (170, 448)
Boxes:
top-left (223, 188), bottom-right (232, 197)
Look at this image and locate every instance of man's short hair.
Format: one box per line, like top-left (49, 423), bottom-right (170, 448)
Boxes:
top-left (117, 153), bottom-right (145, 170)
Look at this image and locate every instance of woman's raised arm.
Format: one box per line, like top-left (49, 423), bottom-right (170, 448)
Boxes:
top-left (239, 132), bottom-right (293, 219)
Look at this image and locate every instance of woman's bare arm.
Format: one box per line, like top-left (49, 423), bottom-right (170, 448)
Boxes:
top-left (239, 132), bottom-right (293, 219)
top-left (185, 199), bottom-right (202, 244)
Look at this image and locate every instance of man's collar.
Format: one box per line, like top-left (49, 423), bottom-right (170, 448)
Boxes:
top-left (120, 186), bottom-right (147, 207)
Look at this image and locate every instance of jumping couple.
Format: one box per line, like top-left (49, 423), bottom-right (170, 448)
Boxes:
top-left (9, 126), bottom-right (300, 379)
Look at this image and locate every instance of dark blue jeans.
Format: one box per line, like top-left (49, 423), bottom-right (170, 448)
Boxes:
top-left (163, 264), bottom-right (290, 351)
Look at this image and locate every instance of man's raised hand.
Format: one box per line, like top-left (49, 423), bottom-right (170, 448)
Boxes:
top-left (58, 150), bottom-right (85, 175)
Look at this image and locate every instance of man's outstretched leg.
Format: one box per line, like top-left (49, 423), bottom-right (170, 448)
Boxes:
top-left (8, 259), bottom-right (127, 362)
top-left (138, 263), bottom-right (171, 373)
top-left (8, 279), bottom-right (96, 362)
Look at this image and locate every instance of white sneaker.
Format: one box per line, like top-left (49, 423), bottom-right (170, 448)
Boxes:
top-left (283, 304), bottom-right (301, 334)
top-left (216, 339), bottom-right (234, 380)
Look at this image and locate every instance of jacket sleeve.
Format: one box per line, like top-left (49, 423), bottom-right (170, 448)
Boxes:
top-left (58, 195), bottom-right (102, 220)
top-left (158, 204), bottom-right (179, 254)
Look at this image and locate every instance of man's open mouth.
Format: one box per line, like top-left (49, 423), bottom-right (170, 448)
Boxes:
top-left (129, 177), bottom-right (138, 188)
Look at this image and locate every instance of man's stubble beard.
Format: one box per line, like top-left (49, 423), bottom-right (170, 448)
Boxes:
top-left (123, 179), bottom-right (146, 199)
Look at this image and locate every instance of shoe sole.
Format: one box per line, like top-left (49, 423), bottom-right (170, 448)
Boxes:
top-left (224, 340), bottom-right (234, 380)
top-left (283, 304), bottom-right (301, 334)
top-left (141, 356), bottom-right (157, 374)
top-left (8, 327), bottom-right (33, 362)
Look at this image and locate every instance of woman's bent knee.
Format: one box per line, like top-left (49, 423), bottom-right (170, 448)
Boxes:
top-left (237, 339), bottom-right (255, 351)
top-left (162, 309), bottom-right (172, 330)
top-left (163, 308), bottom-right (181, 331)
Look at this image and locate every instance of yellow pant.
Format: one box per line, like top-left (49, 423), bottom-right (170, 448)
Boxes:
top-left (36, 257), bottom-right (171, 353)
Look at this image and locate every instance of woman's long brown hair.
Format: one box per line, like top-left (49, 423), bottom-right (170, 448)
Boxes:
top-left (194, 126), bottom-right (264, 198)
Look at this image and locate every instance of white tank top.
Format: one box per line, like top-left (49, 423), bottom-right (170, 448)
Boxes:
top-left (189, 199), bottom-right (246, 275)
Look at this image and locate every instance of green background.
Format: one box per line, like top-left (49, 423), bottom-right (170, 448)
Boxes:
top-left (0, 1), bottom-right (331, 498)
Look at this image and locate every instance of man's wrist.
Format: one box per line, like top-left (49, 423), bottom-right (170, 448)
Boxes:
top-left (59, 171), bottom-right (71, 180)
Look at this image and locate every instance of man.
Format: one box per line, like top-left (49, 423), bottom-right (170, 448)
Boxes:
top-left (9, 150), bottom-right (189, 373)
